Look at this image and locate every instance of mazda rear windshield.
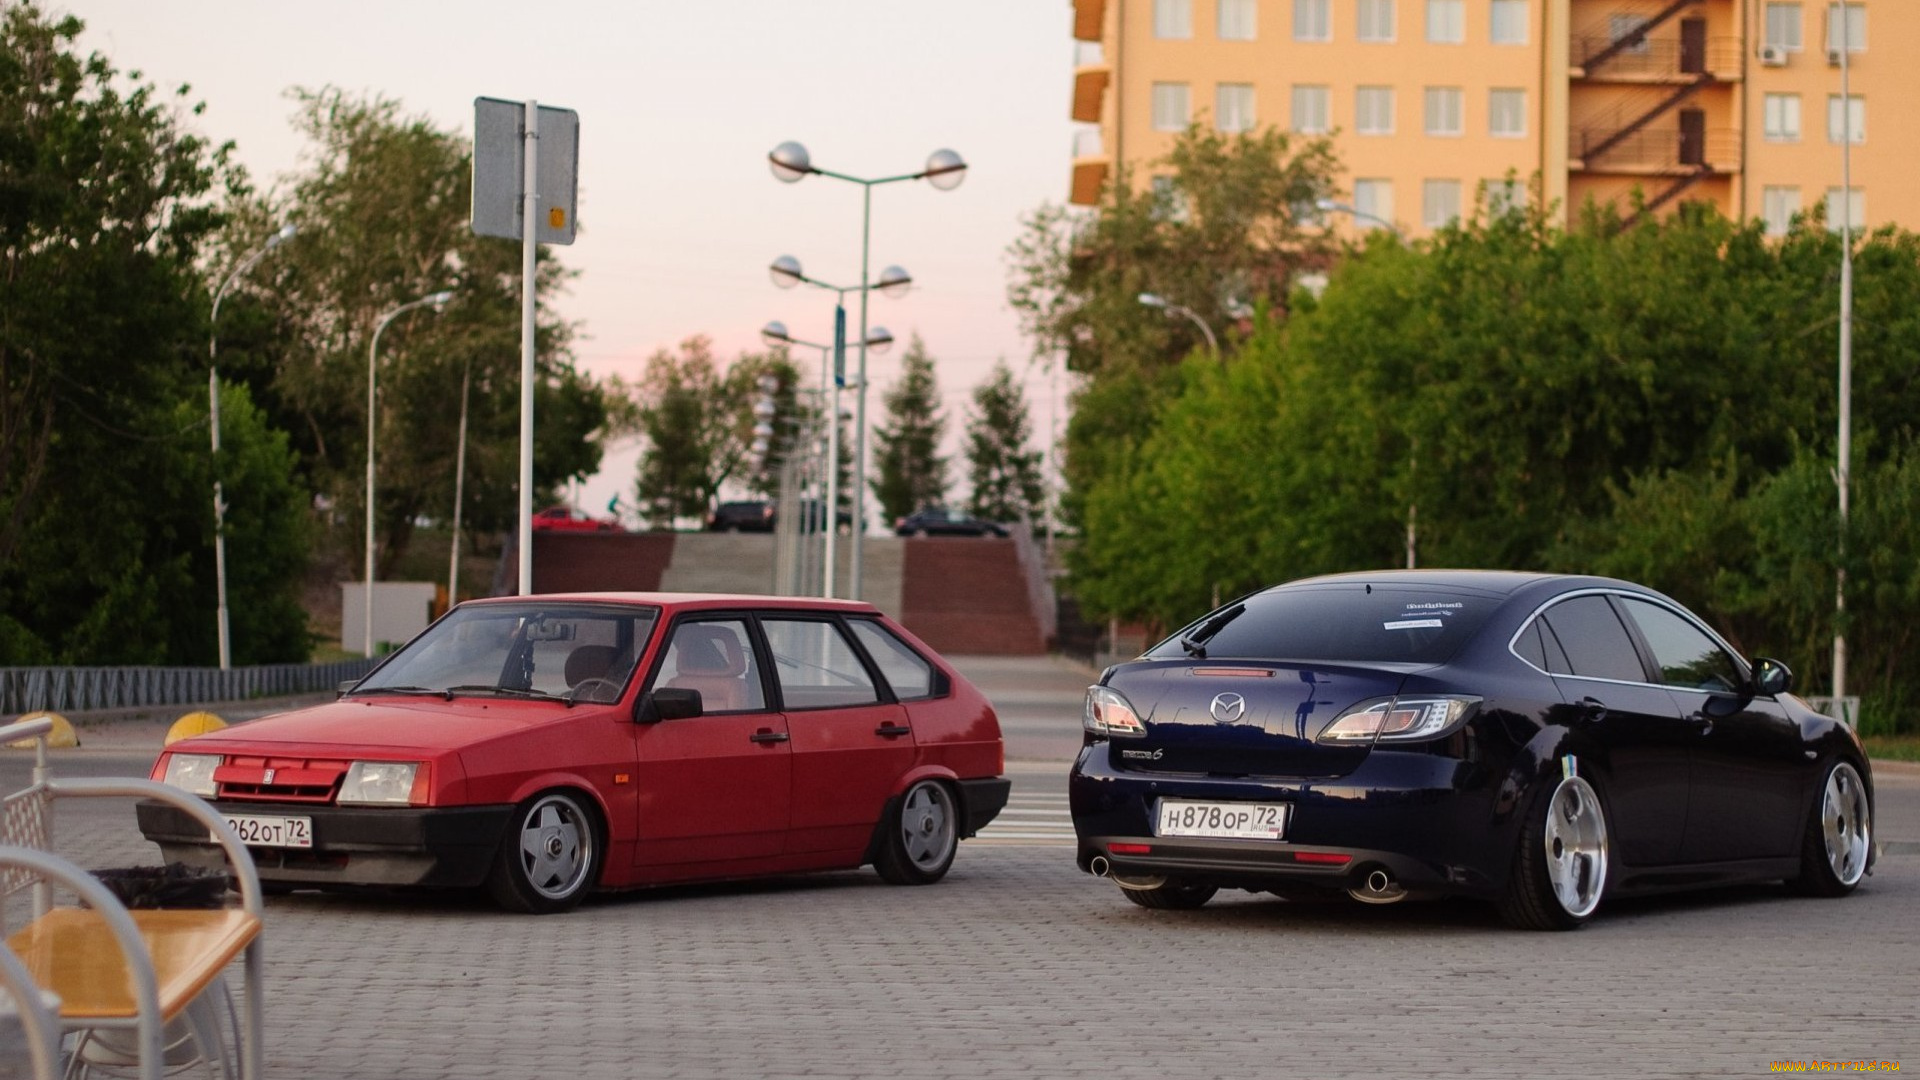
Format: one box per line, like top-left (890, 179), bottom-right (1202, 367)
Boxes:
top-left (1147, 585), bottom-right (1497, 665)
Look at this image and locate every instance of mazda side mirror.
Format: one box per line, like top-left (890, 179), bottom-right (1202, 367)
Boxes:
top-left (636, 687), bottom-right (703, 723)
top-left (1752, 657), bottom-right (1793, 696)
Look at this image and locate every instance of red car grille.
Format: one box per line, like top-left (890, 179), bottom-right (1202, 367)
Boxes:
top-left (214, 756), bottom-right (349, 804)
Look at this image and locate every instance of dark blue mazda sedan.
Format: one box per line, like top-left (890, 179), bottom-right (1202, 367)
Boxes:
top-left (1069, 571), bottom-right (1874, 930)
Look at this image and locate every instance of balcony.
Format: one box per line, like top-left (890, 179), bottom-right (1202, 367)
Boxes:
top-left (1571, 126), bottom-right (1737, 175)
top-left (1070, 129), bottom-right (1108, 206)
top-left (1072, 0), bottom-right (1106, 42)
top-left (1570, 34), bottom-right (1742, 82)
top-left (1072, 42), bottom-right (1110, 123)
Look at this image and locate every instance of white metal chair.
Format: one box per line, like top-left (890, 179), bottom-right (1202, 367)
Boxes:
top-left (0, 716), bottom-right (265, 1080)
top-left (0, 938), bottom-right (61, 1080)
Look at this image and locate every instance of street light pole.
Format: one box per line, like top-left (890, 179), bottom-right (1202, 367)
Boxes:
top-left (769, 142), bottom-right (966, 600)
top-left (1136, 292), bottom-right (1220, 356)
top-left (365, 290), bottom-right (454, 659)
top-left (762, 318), bottom-right (895, 598)
top-left (1315, 198), bottom-right (1418, 568)
top-left (207, 222), bottom-right (296, 670)
top-left (1834, 2), bottom-right (1854, 704)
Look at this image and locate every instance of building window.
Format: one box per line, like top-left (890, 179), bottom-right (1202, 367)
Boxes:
top-left (1826, 187), bottom-right (1865, 230)
top-left (1152, 83), bottom-right (1191, 131)
top-left (1353, 180), bottom-right (1394, 228)
top-left (1764, 3), bottom-right (1803, 50)
top-left (1216, 84), bottom-right (1256, 133)
top-left (1356, 87), bottom-right (1396, 135)
top-left (1489, 88), bottom-right (1527, 137)
top-left (1292, 85), bottom-right (1332, 133)
top-left (1295, 0), bottom-right (1332, 41)
top-left (1827, 95), bottom-right (1865, 143)
top-left (1762, 187), bottom-right (1801, 236)
top-left (1153, 0), bottom-right (1193, 39)
top-left (1424, 87), bottom-right (1463, 136)
top-left (1427, 0), bottom-right (1465, 43)
top-left (1490, 0), bottom-right (1528, 43)
top-left (1218, 0), bottom-right (1257, 40)
top-left (1485, 178), bottom-right (1526, 214)
top-left (1423, 179), bottom-right (1462, 228)
top-left (1150, 175), bottom-right (1191, 220)
top-left (1608, 14), bottom-right (1651, 54)
top-left (1827, 3), bottom-right (1866, 52)
top-left (1359, 0), bottom-right (1397, 41)
top-left (1763, 93), bottom-right (1801, 141)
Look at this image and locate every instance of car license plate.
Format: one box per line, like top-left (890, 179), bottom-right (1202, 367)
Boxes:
top-left (220, 813), bottom-right (313, 849)
top-left (1156, 800), bottom-right (1288, 840)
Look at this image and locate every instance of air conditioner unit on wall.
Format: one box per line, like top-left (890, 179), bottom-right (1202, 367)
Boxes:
top-left (1828, 46), bottom-right (1845, 65)
top-left (1758, 44), bottom-right (1787, 66)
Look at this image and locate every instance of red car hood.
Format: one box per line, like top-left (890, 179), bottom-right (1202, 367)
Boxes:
top-left (172, 697), bottom-right (580, 758)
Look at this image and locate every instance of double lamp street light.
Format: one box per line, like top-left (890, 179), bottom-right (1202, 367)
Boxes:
top-left (765, 254), bottom-right (907, 599)
top-left (767, 140), bottom-right (965, 602)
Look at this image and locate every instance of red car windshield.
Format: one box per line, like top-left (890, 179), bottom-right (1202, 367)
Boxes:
top-left (354, 603), bottom-right (659, 704)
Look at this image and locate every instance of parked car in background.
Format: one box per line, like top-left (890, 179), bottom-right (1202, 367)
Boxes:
top-left (789, 499), bottom-right (853, 535)
top-left (142, 593), bottom-right (1010, 913)
top-left (1071, 570), bottom-right (1873, 930)
top-left (895, 507), bottom-right (1009, 538)
top-left (531, 506), bottom-right (621, 532)
top-left (707, 500), bottom-right (775, 532)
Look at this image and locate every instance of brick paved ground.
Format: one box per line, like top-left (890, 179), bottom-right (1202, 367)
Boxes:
top-left (6, 662), bottom-right (1916, 1080)
top-left (9, 757), bottom-right (1915, 1080)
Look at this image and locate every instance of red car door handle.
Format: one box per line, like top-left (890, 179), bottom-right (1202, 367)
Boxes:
top-left (749, 730), bottom-right (790, 744)
top-left (875, 724), bottom-right (912, 738)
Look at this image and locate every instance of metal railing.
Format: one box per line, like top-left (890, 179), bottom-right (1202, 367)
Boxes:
top-left (1573, 34), bottom-right (1743, 77)
top-left (1805, 695), bottom-right (1860, 730)
top-left (0, 659), bottom-right (379, 715)
top-left (1573, 126), bottom-right (1738, 170)
top-left (1009, 517), bottom-right (1059, 648)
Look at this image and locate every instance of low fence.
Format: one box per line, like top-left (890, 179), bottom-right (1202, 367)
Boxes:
top-left (1804, 695), bottom-right (1861, 730)
top-left (0, 658), bottom-right (381, 716)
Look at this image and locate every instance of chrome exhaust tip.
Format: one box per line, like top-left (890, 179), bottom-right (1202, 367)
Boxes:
top-left (1089, 856), bottom-right (1111, 878)
top-left (1348, 867), bottom-right (1409, 905)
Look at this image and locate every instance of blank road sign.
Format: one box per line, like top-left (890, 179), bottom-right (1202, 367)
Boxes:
top-left (472, 97), bottom-right (579, 245)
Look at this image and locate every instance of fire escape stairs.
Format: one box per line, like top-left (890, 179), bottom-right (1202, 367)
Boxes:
top-left (1622, 166), bottom-right (1713, 230)
top-left (1579, 76), bottom-right (1713, 164)
top-left (1578, 0), bottom-right (1704, 72)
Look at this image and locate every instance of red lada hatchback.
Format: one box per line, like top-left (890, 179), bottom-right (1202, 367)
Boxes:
top-left (140, 594), bottom-right (1009, 913)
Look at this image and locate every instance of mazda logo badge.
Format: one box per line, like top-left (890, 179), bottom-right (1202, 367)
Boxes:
top-left (1210, 692), bottom-right (1247, 724)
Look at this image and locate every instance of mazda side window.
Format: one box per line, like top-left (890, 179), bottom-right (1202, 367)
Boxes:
top-left (1617, 597), bottom-right (1743, 693)
top-left (1540, 596), bottom-right (1647, 683)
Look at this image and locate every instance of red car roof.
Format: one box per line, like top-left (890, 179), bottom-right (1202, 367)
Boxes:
top-left (460, 592), bottom-right (880, 614)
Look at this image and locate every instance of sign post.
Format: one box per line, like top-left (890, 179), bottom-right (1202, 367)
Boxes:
top-left (472, 97), bottom-right (578, 595)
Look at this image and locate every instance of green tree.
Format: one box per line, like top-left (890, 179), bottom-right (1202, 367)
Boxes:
top-left (1005, 125), bottom-right (1340, 523)
top-left (222, 88), bottom-right (609, 575)
top-left (0, 6), bottom-right (309, 664)
top-left (870, 333), bottom-right (948, 524)
top-left (963, 362), bottom-right (1045, 525)
top-left (1064, 190), bottom-right (1920, 730)
top-left (629, 337), bottom-right (798, 526)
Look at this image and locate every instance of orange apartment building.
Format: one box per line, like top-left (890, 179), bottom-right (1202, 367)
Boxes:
top-left (1067, 0), bottom-right (1913, 236)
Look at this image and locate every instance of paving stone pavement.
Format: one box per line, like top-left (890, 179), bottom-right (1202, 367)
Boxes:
top-left (18, 795), bottom-right (1917, 1080)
